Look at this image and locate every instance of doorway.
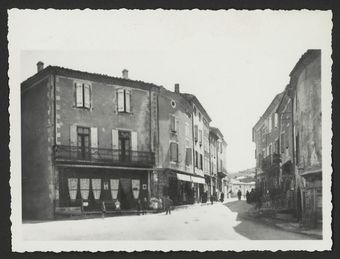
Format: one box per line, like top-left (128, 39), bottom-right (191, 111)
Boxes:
top-left (119, 130), bottom-right (131, 162)
top-left (77, 127), bottom-right (90, 159)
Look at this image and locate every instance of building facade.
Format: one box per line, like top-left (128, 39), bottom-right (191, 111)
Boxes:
top-left (252, 93), bottom-right (283, 201)
top-left (252, 49), bottom-right (322, 228)
top-left (22, 64), bottom-right (158, 219)
top-left (151, 84), bottom-right (197, 205)
top-left (182, 94), bottom-right (212, 203)
top-left (290, 50), bottom-right (322, 227)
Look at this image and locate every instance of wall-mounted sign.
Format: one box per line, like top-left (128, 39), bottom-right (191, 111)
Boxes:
top-left (142, 184), bottom-right (147, 190)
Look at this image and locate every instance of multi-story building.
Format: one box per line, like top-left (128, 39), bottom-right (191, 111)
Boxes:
top-left (181, 93), bottom-right (212, 203)
top-left (276, 85), bottom-right (295, 211)
top-left (21, 63), bottom-right (158, 219)
top-left (252, 92), bottom-right (283, 198)
top-left (151, 84), bottom-right (197, 205)
top-left (290, 49), bottom-right (322, 227)
top-left (210, 127), bottom-right (228, 199)
top-left (209, 128), bottom-right (219, 198)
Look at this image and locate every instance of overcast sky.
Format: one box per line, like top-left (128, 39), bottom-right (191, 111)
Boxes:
top-left (10, 10), bottom-right (332, 172)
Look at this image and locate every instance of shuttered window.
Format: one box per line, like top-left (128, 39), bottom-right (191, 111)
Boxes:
top-left (280, 133), bottom-right (285, 153)
top-left (75, 82), bottom-right (91, 109)
top-left (200, 154), bottom-right (203, 169)
top-left (199, 130), bottom-right (202, 145)
top-left (170, 115), bottom-right (176, 132)
top-left (170, 142), bottom-right (178, 162)
top-left (117, 89), bottom-right (131, 113)
top-left (194, 125), bottom-right (198, 142)
top-left (185, 148), bottom-right (192, 166)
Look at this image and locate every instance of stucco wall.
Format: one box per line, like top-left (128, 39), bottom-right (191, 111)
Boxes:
top-left (157, 88), bottom-right (193, 174)
top-left (21, 76), bottom-right (55, 219)
top-left (294, 54), bottom-right (322, 172)
top-left (56, 76), bottom-right (152, 152)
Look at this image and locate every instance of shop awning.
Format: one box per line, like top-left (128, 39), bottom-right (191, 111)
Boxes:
top-left (191, 176), bottom-right (205, 184)
top-left (176, 173), bottom-right (192, 182)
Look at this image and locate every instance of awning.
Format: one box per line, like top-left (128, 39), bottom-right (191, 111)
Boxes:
top-left (176, 173), bottom-right (191, 182)
top-left (191, 176), bottom-right (205, 184)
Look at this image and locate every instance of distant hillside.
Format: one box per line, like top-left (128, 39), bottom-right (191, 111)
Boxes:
top-left (229, 168), bottom-right (255, 183)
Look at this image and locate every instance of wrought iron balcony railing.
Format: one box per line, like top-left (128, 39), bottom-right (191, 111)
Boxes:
top-left (53, 145), bottom-right (155, 168)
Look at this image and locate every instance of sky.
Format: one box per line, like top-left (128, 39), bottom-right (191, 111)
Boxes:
top-left (9, 9), bottom-right (332, 172)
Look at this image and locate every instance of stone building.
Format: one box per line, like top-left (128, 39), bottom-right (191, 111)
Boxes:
top-left (151, 84), bottom-right (198, 205)
top-left (252, 92), bottom-right (283, 199)
top-left (181, 93), bottom-right (212, 203)
top-left (290, 49), bottom-right (322, 227)
top-left (21, 63), bottom-right (158, 219)
top-left (210, 127), bottom-right (228, 200)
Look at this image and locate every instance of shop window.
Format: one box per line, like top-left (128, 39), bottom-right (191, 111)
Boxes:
top-left (117, 88), bottom-right (131, 113)
top-left (75, 82), bottom-right (91, 109)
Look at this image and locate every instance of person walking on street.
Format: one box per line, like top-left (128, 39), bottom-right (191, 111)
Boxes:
top-left (101, 201), bottom-right (106, 218)
top-left (142, 197), bottom-right (148, 215)
top-left (164, 195), bottom-right (173, 215)
top-left (246, 190), bottom-right (250, 203)
top-left (237, 189), bottom-right (242, 200)
top-left (137, 199), bottom-right (142, 215)
top-left (210, 195), bottom-right (214, 205)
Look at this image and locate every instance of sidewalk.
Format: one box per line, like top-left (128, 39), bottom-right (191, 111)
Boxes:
top-left (244, 204), bottom-right (322, 239)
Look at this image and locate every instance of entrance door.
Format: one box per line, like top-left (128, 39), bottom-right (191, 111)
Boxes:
top-left (77, 127), bottom-right (90, 159)
top-left (119, 131), bottom-right (131, 162)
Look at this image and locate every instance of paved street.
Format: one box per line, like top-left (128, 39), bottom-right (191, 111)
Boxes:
top-left (22, 199), bottom-right (315, 240)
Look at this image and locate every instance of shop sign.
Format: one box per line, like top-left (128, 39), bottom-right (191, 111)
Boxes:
top-left (142, 184), bottom-right (147, 190)
top-left (103, 181), bottom-right (109, 190)
top-left (132, 179), bottom-right (140, 199)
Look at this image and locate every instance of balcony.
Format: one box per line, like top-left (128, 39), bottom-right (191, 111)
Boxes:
top-left (261, 153), bottom-right (281, 171)
top-left (53, 145), bottom-right (155, 168)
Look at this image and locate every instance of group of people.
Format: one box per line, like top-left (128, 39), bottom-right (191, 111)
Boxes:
top-left (245, 188), bottom-right (262, 209)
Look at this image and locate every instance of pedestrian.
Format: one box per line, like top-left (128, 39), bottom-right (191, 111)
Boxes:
top-left (237, 190), bottom-right (242, 200)
top-left (246, 190), bottom-right (250, 203)
top-left (210, 195), bottom-right (214, 205)
top-left (164, 195), bottom-right (173, 215)
top-left (101, 200), bottom-right (106, 218)
top-left (137, 199), bottom-right (142, 215)
top-left (220, 192), bottom-right (224, 203)
top-left (142, 197), bottom-right (148, 215)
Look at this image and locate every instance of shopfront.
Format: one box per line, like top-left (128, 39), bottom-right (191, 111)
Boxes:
top-left (58, 167), bottom-right (149, 212)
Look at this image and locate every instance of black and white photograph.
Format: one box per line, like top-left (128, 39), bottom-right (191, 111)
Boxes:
top-left (8, 9), bottom-right (332, 251)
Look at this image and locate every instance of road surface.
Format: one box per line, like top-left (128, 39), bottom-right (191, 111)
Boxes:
top-left (22, 199), bottom-right (314, 240)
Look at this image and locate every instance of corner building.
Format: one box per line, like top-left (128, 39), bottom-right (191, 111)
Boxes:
top-left (21, 65), bottom-right (158, 219)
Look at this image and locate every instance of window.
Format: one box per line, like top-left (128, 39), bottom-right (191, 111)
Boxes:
top-left (117, 88), bottom-right (131, 113)
top-left (170, 142), bottom-right (178, 162)
top-left (280, 133), bottom-right (285, 153)
top-left (268, 117), bottom-right (272, 132)
top-left (77, 127), bottom-right (90, 159)
top-left (170, 115), bottom-right (176, 132)
top-left (185, 122), bottom-right (190, 138)
top-left (296, 133), bottom-right (300, 164)
top-left (194, 125), bottom-right (198, 142)
top-left (199, 112), bottom-right (201, 121)
top-left (193, 106), bottom-right (197, 116)
top-left (200, 154), bottom-right (203, 169)
top-left (195, 151), bottom-right (198, 168)
top-left (75, 82), bottom-right (91, 109)
top-left (185, 148), bottom-right (192, 166)
top-left (199, 129), bottom-right (202, 145)
top-left (274, 113), bottom-right (278, 127)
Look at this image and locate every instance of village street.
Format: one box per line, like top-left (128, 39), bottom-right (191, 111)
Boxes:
top-left (22, 199), bottom-right (315, 240)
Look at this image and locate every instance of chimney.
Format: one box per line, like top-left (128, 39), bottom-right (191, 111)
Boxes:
top-left (37, 61), bottom-right (44, 72)
top-left (122, 69), bottom-right (129, 79)
top-left (174, 83), bottom-right (180, 93)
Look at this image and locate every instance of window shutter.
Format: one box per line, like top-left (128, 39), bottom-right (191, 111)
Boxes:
top-left (84, 83), bottom-right (91, 108)
top-left (170, 115), bottom-right (175, 132)
top-left (131, 131), bottom-right (137, 151)
top-left (112, 129), bottom-right (119, 149)
top-left (70, 125), bottom-right (77, 146)
top-left (90, 127), bottom-right (98, 148)
top-left (75, 83), bottom-right (83, 107)
top-left (194, 125), bottom-right (198, 141)
top-left (117, 89), bottom-right (124, 112)
top-left (175, 118), bottom-right (179, 133)
top-left (125, 89), bottom-right (131, 113)
top-left (185, 123), bottom-right (189, 138)
top-left (170, 142), bottom-right (175, 162)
